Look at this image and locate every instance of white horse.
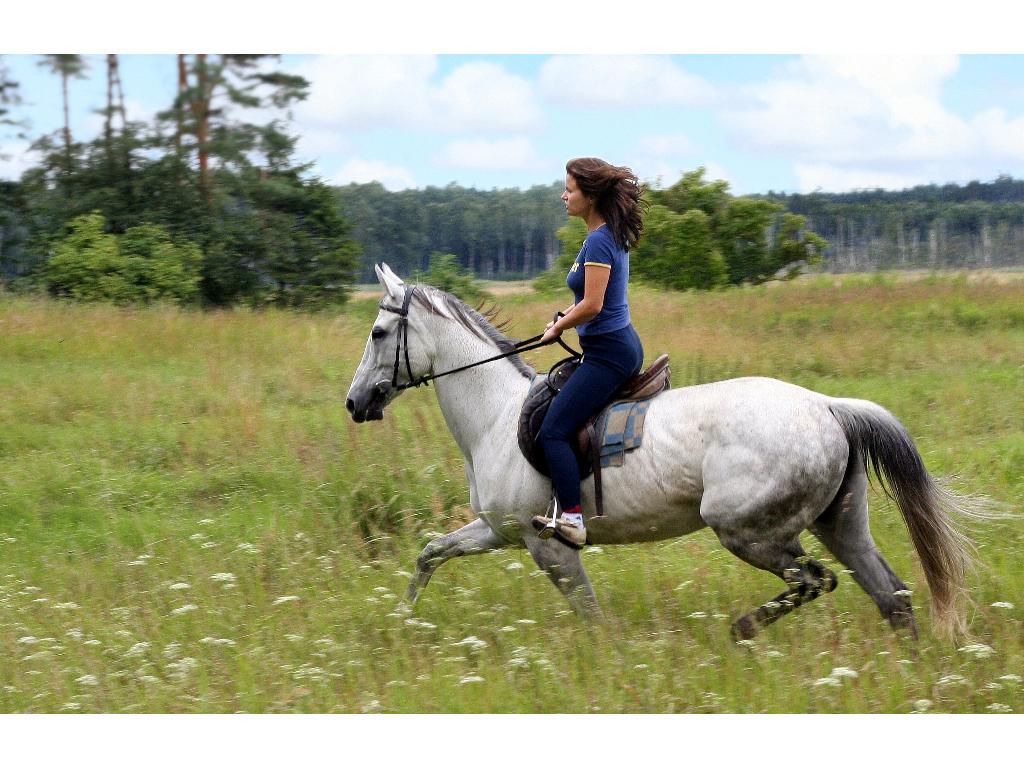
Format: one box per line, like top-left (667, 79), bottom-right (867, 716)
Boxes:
top-left (346, 264), bottom-right (986, 640)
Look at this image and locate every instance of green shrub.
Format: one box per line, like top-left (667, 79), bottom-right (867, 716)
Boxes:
top-left (413, 252), bottom-right (487, 303)
top-left (43, 212), bottom-right (200, 305)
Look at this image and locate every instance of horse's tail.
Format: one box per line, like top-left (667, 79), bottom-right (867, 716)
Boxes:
top-left (828, 398), bottom-right (992, 640)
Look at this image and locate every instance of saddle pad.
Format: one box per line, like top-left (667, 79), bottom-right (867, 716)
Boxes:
top-left (598, 400), bottom-right (650, 468)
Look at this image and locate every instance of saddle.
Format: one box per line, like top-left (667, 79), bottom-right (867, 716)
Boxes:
top-left (517, 354), bottom-right (671, 517)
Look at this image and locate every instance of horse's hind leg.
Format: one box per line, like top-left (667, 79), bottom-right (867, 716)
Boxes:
top-left (724, 537), bottom-right (838, 640)
top-left (401, 518), bottom-right (510, 610)
top-left (809, 463), bottom-right (919, 638)
top-left (701, 480), bottom-right (838, 640)
top-left (524, 536), bottom-right (604, 621)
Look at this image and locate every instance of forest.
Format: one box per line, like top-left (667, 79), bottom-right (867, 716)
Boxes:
top-left (3, 55), bottom-right (1023, 311)
top-left (0, 55), bottom-right (359, 308)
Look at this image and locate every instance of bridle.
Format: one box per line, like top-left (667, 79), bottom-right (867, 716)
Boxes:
top-left (377, 285), bottom-right (581, 391)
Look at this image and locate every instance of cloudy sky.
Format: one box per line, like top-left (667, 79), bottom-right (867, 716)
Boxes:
top-left (3, 7), bottom-right (1022, 195)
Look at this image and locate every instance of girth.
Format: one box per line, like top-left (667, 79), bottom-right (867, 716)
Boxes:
top-left (517, 354), bottom-right (671, 517)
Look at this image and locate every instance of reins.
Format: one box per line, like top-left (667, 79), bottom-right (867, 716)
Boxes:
top-left (378, 286), bottom-right (581, 391)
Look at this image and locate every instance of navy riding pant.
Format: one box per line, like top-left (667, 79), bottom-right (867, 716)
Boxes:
top-left (538, 324), bottom-right (644, 512)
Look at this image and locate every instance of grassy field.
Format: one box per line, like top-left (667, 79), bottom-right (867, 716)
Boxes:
top-left (0, 271), bottom-right (1022, 714)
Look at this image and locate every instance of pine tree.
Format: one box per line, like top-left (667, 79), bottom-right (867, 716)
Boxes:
top-left (37, 55), bottom-right (89, 173)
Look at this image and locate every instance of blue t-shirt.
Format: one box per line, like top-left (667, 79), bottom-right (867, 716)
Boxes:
top-left (566, 224), bottom-right (631, 337)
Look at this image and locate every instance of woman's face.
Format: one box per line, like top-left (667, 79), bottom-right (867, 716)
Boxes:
top-left (562, 174), bottom-right (592, 219)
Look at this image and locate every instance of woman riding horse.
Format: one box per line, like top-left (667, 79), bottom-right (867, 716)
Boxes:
top-left (532, 158), bottom-right (648, 547)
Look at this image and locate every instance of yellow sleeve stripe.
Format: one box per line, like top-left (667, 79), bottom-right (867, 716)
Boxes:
top-left (583, 262), bottom-right (612, 269)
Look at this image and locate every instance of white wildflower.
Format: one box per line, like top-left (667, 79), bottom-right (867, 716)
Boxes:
top-left (998, 674), bottom-right (1022, 684)
top-left (236, 543), bottom-right (260, 554)
top-left (764, 650), bottom-right (784, 658)
top-left (16, 636), bottom-right (39, 645)
top-left (987, 703), bottom-right (1013, 713)
top-left (830, 667), bottom-right (859, 679)
top-left (958, 643), bottom-right (995, 659)
top-left (515, 619), bottom-right (537, 625)
top-left (125, 642), bottom-right (150, 657)
top-left (813, 677), bottom-right (840, 688)
top-left (168, 583), bottom-right (190, 591)
top-left (505, 562), bottom-right (524, 571)
top-left (284, 634), bottom-right (304, 642)
top-left (893, 589), bottom-right (913, 597)
top-left (914, 699), bottom-right (933, 712)
top-left (166, 657), bottom-right (199, 680)
top-left (171, 604), bottom-right (198, 616)
top-left (272, 595), bottom-right (299, 605)
top-left (82, 639), bottom-right (101, 646)
top-left (66, 629), bottom-right (83, 640)
top-left (210, 572), bottom-right (236, 583)
top-left (404, 618), bottom-right (436, 630)
top-left (453, 636), bottom-right (488, 651)
top-left (459, 675), bottom-right (485, 684)
top-left (634, 664), bottom-right (649, 670)
top-left (189, 533), bottom-right (206, 541)
top-left (991, 601), bottom-right (1015, 609)
top-left (687, 611), bottom-right (708, 619)
top-left (199, 637), bottom-right (236, 647)
top-left (393, 570), bottom-right (412, 578)
top-left (499, 626), bottom-right (517, 633)
top-left (200, 542), bottom-right (217, 549)
top-left (361, 699), bottom-right (382, 713)
top-left (128, 560), bottom-right (147, 566)
top-left (53, 602), bottom-right (80, 610)
top-left (584, 547), bottom-right (604, 555)
top-left (75, 674), bottom-right (98, 686)
top-left (61, 702), bottom-right (82, 711)
top-left (198, 518), bottom-right (215, 525)
top-left (937, 674), bottom-right (967, 686)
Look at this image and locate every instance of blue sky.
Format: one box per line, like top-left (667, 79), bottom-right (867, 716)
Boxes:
top-left (3, 9), bottom-right (1024, 196)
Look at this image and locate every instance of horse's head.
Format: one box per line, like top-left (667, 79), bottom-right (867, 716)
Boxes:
top-left (346, 263), bottom-right (435, 423)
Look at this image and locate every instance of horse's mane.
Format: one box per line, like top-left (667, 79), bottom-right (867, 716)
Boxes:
top-left (409, 285), bottom-right (535, 380)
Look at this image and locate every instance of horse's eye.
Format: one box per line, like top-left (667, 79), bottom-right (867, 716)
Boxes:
top-left (371, 327), bottom-right (387, 340)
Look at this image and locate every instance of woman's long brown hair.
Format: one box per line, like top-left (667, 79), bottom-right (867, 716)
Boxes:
top-left (566, 157), bottom-right (647, 249)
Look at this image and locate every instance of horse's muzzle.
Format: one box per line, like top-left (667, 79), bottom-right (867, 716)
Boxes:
top-left (346, 384), bottom-right (387, 423)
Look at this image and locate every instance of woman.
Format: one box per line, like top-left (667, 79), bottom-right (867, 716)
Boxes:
top-left (532, 157), bottom-right (647, 548)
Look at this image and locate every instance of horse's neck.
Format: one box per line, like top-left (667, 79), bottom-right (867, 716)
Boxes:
top-left (429, 321), bottom-right (531, 462)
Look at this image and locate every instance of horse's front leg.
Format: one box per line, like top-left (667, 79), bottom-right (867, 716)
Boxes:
top-left (524, 536), bottom-right (604, 621)
top-left (401, 517), bottom-right (511, 610)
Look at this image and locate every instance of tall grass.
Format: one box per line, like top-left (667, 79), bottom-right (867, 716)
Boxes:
top-left (1, 272), bottom-right (1021, 713)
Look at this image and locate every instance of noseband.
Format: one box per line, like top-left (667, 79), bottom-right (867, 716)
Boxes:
top-left (377, 285), bottom-right (581, 391)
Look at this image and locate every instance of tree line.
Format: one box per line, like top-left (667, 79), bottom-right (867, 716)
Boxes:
top-left (0, 55), bottom-right (358, 308)
top-left (3, 55), bottom-right (1021, 308)
top-left (762, 177), bottom-right (1024, 271)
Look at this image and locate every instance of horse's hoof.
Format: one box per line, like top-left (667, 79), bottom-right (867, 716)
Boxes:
top-left (730, 615), bottom-right (759, 641)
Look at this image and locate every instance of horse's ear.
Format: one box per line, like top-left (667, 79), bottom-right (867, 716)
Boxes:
top-left (375, 263), bottom-right (405, 300)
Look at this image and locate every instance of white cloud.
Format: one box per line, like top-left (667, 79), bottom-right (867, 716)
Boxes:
top-left (331, 158), bottom-right (416, 191)
top-left (725, 54), bottom-right (1024, 191)
top-left (435, 137), bottom-right (542, 172)
top-left (431, 62), bottom-right (543, 133)
top-left (636, 133), bottom-right (696, 158)
top-left (0, 140), bottom-right (38, 180)
top-left (293, 55), bottom-right (542, 135)
top-left (637, 158), bottom-right (733, 191)
top-left (794, 164), bottom-right (932, 193)
top-left (539, 56), bottom-right (716, 108)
